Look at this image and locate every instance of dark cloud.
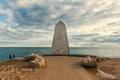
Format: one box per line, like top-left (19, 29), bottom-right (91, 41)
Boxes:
top-left (13, 5), bottom-right (51, 28)
top-left (70, 34), bottom-right (98, 42)
top-left (1, 0), bottom-right (119, 28)
top-left (93, 34), bottom-right (120, 43)
top-left (71, 33), bottom-right (98, 38)
top-left (71, 33), bottom-right (120, 43)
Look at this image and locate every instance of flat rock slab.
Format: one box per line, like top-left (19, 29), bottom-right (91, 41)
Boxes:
top-left (39, 56), bottom-right (100, 80)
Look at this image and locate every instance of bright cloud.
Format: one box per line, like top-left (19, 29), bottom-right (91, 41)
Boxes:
top-left (0, 0), bottom-right (120, 47)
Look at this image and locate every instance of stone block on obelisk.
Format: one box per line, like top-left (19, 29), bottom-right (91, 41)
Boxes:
top-left (52, 21), bottom-right (69, 55)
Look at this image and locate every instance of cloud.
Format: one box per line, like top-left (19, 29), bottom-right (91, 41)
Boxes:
top-left (0, 0), bottom-right (120, 47)
top-left (0, 22), bottom-right (52, 47)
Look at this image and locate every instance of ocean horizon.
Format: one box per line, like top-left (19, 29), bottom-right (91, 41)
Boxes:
top-left (0, 47), bottom-right (120, 60)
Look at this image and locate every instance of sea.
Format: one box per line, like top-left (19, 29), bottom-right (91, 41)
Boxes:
top-left (0, 47), bottom-right (120, 60)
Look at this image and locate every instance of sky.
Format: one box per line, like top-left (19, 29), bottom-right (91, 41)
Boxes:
top-left (0, 0), bottom-right (120, 47)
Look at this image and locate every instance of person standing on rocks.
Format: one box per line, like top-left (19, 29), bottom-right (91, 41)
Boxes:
top-left (13, 55), bottom-right (15, 59)
top-left (9, 55), bottom-right (12, 60)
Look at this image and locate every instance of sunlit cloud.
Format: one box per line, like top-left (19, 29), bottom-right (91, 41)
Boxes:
top-left (0, 0), bottom-right (120, 47)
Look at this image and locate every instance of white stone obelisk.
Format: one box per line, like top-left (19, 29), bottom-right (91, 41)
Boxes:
top-left (52, 21), bottom-right (69, 55)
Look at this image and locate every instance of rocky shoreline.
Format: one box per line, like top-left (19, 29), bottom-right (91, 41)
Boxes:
top-left (0, 54), bottom-right (120, 80)
top-left (81, 56), bottom-right (119, 80)
top-left (0, 54), bottom-right (45, 80)
top-left (97, 58), bottom-right (120, 80)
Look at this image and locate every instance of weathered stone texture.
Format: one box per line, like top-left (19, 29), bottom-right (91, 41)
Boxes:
top-left (52, 21), bottom-right (69, 55)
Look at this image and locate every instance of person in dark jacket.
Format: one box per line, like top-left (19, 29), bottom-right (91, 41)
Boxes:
top-left (13, 55), bottom-right (15, 59)
top-left (9, 55), bottom-right (12, 60)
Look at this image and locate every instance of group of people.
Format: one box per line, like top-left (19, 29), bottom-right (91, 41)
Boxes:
top-left (9, 54), bottom-right (16, 60)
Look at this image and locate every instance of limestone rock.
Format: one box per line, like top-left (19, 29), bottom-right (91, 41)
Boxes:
top-left (96, 70), bottom-right (117, 80)
top-left (52, 21), bottom-right (69, 55)
top-left (24, 54), bottom-right (37, 61)
top-left (30, 56), bottom-right (45, 68)
top-left (24, 54), bottom-right (45, 69)
top-left (95, 57), bottom-right (102, 63)
top-left (81, 56), bottom-right (97, 68)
